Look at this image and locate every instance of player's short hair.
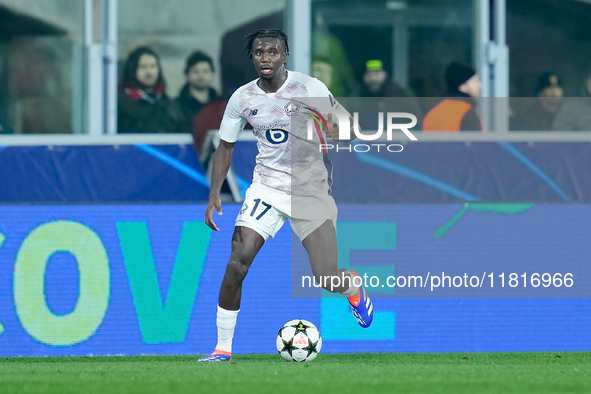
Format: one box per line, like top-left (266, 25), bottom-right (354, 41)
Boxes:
top-left (243, 28), bottom-right (289, 59)
top-left (184, 51), bottom-right (215, 74)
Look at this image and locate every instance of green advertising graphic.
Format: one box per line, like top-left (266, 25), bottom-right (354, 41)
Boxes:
top-left (434, 203), bottom-right (535, 238)
top-left (1, 204), bottom-right (589, 357)
top-left (117, 221), bottom-right (212, 343)
top-left (3, 218), bottom-right (212, 347)
top-left (14, 221), bottom-right (110, 346)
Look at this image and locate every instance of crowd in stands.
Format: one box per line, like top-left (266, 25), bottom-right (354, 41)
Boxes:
top-left (77, 42), bottom-right (591, 152)
top-left (0, 25), bottom-right (569, 144)
top-left (117, 46), bottom-right (224, 154)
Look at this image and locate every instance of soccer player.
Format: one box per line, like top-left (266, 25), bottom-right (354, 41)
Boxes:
top-left (198, 29), bottom-right (373, 362)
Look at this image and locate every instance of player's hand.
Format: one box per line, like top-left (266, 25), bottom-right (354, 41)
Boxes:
top-left (205, 197), bottom-right (223, 231)
top-left (326, 113), bottom-right (340, 141)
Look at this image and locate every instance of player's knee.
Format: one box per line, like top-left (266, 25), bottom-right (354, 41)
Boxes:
top-left (225, 258), bottom-right (250, 282)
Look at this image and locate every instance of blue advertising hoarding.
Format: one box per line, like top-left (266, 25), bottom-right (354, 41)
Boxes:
top-left (0, 203), bottom-right (590, 356)
top-left (0, 142), bottom-right (590, 203)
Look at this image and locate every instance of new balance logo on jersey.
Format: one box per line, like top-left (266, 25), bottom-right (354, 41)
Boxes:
top-left (239, 203), bottom-right (248, 214)
top-left (250, 109), bottom-right (258, 116)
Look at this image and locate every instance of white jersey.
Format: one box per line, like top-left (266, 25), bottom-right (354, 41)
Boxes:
top-left (219, 70), bottom-right (348, 196)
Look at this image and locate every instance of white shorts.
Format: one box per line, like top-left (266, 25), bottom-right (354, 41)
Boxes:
top-left (235, 182), bottom-right (338, 241)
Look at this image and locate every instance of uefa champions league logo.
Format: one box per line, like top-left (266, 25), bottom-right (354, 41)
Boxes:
top-left (305, 109), bottom-right (418, 153)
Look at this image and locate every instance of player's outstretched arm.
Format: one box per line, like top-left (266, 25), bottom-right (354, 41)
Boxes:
top-left (205, 140), bottom-right (235, 231)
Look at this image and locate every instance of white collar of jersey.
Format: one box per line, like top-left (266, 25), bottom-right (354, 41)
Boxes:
top-left (256, 70), bottom-right (292, 94)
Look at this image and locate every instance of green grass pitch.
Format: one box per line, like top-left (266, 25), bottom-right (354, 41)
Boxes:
top-left (1, 352), bottom-right (590, 393)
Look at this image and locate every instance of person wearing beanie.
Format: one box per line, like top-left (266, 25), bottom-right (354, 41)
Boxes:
top-left (361, 59), bottom-right (413, 97)
top-left (512, 72), bottom-right (563, 131)
top-left (358, 59), bottom-right (422, 128)
top-left (422, 62), bottom-right (483, 132)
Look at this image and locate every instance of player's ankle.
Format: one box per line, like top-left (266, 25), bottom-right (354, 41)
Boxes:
top-left (340, 270), bottom-right (360, 298)
top-left (212, 349), bottom-right (232, 356)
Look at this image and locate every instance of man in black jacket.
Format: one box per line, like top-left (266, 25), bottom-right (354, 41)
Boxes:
top-left (176, 51), bottom-right (219, 132)
top-left (423, 62), bottom-right (483, 132)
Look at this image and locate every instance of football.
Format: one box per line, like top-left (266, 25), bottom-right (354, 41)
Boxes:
top-left (276, 319), bottom-right (322, 362)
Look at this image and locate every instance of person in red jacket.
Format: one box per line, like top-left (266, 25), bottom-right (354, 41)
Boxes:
top-left (192, 99), bottom-right (228, 154)
top-left (423, 62), bottom-right (483, 132)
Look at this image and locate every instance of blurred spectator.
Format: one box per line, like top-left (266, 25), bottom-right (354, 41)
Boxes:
top-left (118, 46), bottom-right (183, 133)
top-left (9, 40), bottom-right (71, 134)
top-left (359, 59), bottom-right (422, 119)
top-left (311, 28), bottom-right (355, 96)
top-left (312, 58), bottom-right (335, 93)
top-left (192, 89), bottom-right (253, 155)
top-left (192, 99), bottom-right (228, 155)
top-left (176, 51), bottom-right (219, 132)
top-left (552, 67), bottom-right (591, 131)
top-left (512, 73), bottom-right (563, 131)
top-left (361, 59), bottom-right (409, 98)
top-left (423, 62), bottom-right (483, 132)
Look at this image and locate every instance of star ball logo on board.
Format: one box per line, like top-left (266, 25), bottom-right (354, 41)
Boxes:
top-left (305, 108), bottom-right (418, 153)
